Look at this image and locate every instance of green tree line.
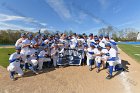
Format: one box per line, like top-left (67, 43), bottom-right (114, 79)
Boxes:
top-left (0, 29), bottom-right (74, 44)
top-left (98, 26), bottom-right (139, 41)
top-left (0, 27), bottom-right (139, 45)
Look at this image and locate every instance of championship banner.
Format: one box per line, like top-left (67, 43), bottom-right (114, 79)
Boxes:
top-left (57, 48), bottom-right (83, 66)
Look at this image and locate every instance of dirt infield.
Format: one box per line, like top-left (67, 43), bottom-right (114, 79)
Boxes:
top-left (0, 49), bottom-right (140, 93)
top-left (0, 46), bottom-right (14, 48)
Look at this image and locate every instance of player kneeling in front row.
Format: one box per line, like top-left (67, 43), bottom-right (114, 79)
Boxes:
top-left (51, 44), bottom-right (59, 67)
top-left (105, 43), bottom-right (117, 79)
top-left (7, 47), bottom-right (24, 81)
top-left (38, 46), bottom-right (51, 70)
top-left (24, 45), bottom-right (39, 75)
top-left (105, 43), bottom-right (126, 79)
top-left (86, 42), bottom-right (98, 71)
top-left (95, 45), bottom-right (102, 73)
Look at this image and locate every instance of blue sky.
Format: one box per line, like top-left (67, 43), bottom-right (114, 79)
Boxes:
top-left (0, 0), bottom-right (140, 34)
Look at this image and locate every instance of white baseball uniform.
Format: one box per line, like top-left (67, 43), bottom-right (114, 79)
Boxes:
top-left (107, 48), bottom-right (117, 66)
top-left (87, 38), bottom-right (95, 47)
top-left (51, 48), bottom-right (59, 67)
top-left (86, 47), bottom-right (98, 66)
top-left (7, 52), bottom-right (24, 76)
top-left (38, 50), bottom-right (51, 70)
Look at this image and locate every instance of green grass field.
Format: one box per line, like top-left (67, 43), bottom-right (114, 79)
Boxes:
top-left (118, 44), bottom-right (140, 63)
top-left (0, 48), bottom-right (15, 67)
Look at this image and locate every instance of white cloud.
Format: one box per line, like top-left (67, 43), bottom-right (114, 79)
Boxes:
top-left (113, 7), bottom-right (121, 14)
top-left (0, 14), bottom-right (36, 24)
top-left (40, 23), bottom-right (48, 26)
top-left (92, 18), bottom-right (102, 24)
top-left (79, 12), bottom-right (87, 20)
top-left (98, 0), bottom-right (110, 9)
top-left (117, 21), bottom-right (136, 27)
top-left (0, 22), bottom-right (36, 31)
top-left (0, 13), bottom-right (48, 29)
top-left (74, 19), bottom-right (82, 24)
top-left (73, 11), bottom-right (102, 24)
top-left (45, 0), bottom-right (71, 19)
top-left (0, 13), bottom-right (52, 32)
top-left (0, 14), bottom-right (25, 21)
top-left (74, 12), bottom-right (87, 24)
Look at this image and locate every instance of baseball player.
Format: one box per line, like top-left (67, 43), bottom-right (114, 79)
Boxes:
top-left (82, 43), bottom-right (88, 65)
top-left (76, 35), bottom-right (86, 64)
top-left (38, 46), bottom-right (51, 70)
top-left (15, 33), bottom-right (26, 47)
top-left (86, 42), bottom-right (98, 71)
top-left (105, 43), bottom-right (117, 79)
top-left (7, 47), bottom-right (24, 81)
top-left (59, 34), bottom-right (69, 54)
top-left (99, 34), bottom-right (107, 44)
top-left (101, 45), bottom-right (109, 69)
top-left (21, 34), bottom-right (36, 55)
top-left (24, 46), bottom-right (39, 75)
top-left (95, 45), bottom-right (102, 73)
top-left (82, 34), bottom-right (87, 43)
top-left (87, 33), bottom-right (95, 47)
top-left (20, 33), bottom-right (36, 66)
top-left (70, 33), bottom-right (78, 49)
top-left (51, 44), bottom-right (59, 67)
top-left (77, 34), bottom-right (86, 46)
top-left (104, 35), bottom-right (118, 51)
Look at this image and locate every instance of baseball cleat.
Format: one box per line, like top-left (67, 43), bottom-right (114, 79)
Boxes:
top-left (89, 68), bottom-right (92, 71)
top-left (106, 75), bottom-right (112, 80)
top-left (10, 76), bottom-right (16, 81)
top-left (96, 69), bottom-right (100, 73)
top-left (35, 72), bottom-right (39, 75)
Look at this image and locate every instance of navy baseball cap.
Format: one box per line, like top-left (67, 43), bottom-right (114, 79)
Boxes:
top-left (99, 34), bottom-right (103, 38)
top-left (94, 35), bottom-right (98, 37)
top-left (82, 33), bottom-right (86, 35)
top-left (97, 45), bottom-right (102, 49)
top-left (15, 47), bottom-right (21, 50)
top-left (95, 38), bottom-right (99, 41)
top-left (44, 45), bottom-right (48, 49)
top-left (105, 43), bottom-right (111, 47)
top-left (89, 33), bottom-right (93, 36)
top-left (90, 42), bottom-right (95, 47)
top-left (105, 35), bottom-right (109, 38)
top-left (35, 35), bottom-right (39, 39)
top-left (84, 43), bottom-right (88, 47)
top-left (28, 33), bottom-right (33, 38)
top-left (21, 33), bottom-right (26, 37)
top-left (78, 34), bottom-right (82, 38)
top-left (73, 33), bottom-right (76, 36)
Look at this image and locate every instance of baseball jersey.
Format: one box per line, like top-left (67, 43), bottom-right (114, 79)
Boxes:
top-left (101, 48), bottom-right (108, 58)
top-left (15, 38), bottom-right (26, 47)
top-left (87, 38), bottom-right (95, 47)
top-left (70, 37), bottom-right (78, 48)
top-left (107, 48), bottom-right (117, 61)
top-left (21, 38), bottom-right (36, 55)
top-left (38, 50), bottom-right (49, 58)
top-left (87, 47), bottom-right (98, 59)
top-left (9, 52), bottom-right (23, 67)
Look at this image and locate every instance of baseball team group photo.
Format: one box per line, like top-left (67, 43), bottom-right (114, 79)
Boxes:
top-left (0, 0), bottom-right (140, 93)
